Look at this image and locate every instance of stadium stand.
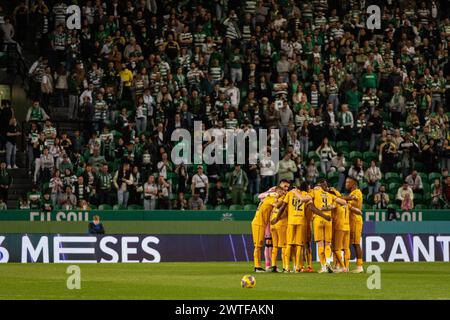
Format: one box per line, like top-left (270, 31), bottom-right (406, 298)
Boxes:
top-left (0, 0), bottom-right (449, 211)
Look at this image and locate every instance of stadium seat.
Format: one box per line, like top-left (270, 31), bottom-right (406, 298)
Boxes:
top-left (415, 204), bottom-right (426, 210)
top-left (243, 193), bottom-right (253, 205)
top-left (128, 204), bottom-right (143, 210)
top-left (205, 204), bottom-right (214, 210)
top-left (307, 151), bottom-right (319, 161)
top-left (387, 204), bottom-right (400, 210)
top-left (215, 205), bottom-right (228, 211)
top-left (327, 171), bottom-right (339, 185)
top-left (98, 204), bottom-right (112, 210)
top-left (229, 204), bottom-right (243, 210)
top-left (428, 172), bottom-right (442, 182)
top-left (363, 151), bottom-right (378, 163)
top-left (113, 204), bottom-right (127, 210)
top-left (417, 172), bottom-right (428, 184)
top-left (385, 172), bottom-right (400, 184)
top-left (244, 204), bottom-right (257, 211)
top-left (318, 172), bottom-right (327, 180)
top-left (336, 141), bottom-right (349, 152)
top-left (388, 183), bottom-right (401, 193)
top-left (360, 181), bottom-right (368, 191)
top-left (253, 194), bottom-right (260, 204)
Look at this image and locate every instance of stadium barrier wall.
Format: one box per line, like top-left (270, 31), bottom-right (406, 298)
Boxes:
top-left (1, 233), bottom-right (449, 263)
top-left (0, 209), bottom-right (447, 222)
top-left (2, 221), bottom-right (450, 234)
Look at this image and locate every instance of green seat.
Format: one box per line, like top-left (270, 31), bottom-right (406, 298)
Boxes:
top-left (244, 204), bottom-right (257, 211)
top-left (360, 181), bottom-right (368, 191)
top-left (428, 172), bottom-right (442, 182)
top-left (229, 204), bottom-right (243, 210)
top-left (128, 204), bottom-right (143, 210)
top-left (336, 142), bottom-right (349, 153)
top-left (417, 172), bottom-right (428, 183)
top-left (98, 204), bottom-right (112, 210)
top-left (215, 204), bottom-right (228, 211)
top-left (89, 204), bottom-right (97, 210)
top-left (415, 204), bottom-right (426, 210)
top-left (336, 141), bottom-right (349, 149)
top-left (243, 193), bottom-right (253, 205)
top-left (387, 204), bottom-right (400, 210)
top-left (327, 171), bottom-right (339, 184)
top-left (388, 182), bottom-right (401, 193)
top-left (113, 204), bottom-right (126, 210)
top-left (253, 194), bottom-right (261, 204)
top-left (205, 204), bottom-right (214, 210)
top-left (349, 151), bottom-right (363, 162)
top-left (307, 151), bottom-right (319, 161)
top-left (385, 172), bottom-right (400, 184)
top-left (363, 151), bottom-right (378, 163)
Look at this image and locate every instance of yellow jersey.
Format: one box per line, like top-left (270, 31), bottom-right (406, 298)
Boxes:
top-left (348, 188), bottom-right (363, 224)
top-left (271, 205), bottom-right (287, 227)
top-left (309, 187), bottom-right (336, 222)
top-left (283, 189), bottom-right (310, 225)
top-left (330, 189), bottom-right (350, 232)
top-left (252, 194), bottom-right (278, 227)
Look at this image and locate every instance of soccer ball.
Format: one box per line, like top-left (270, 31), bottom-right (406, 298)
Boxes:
top-left (241, 275), bottom-right (256, 288)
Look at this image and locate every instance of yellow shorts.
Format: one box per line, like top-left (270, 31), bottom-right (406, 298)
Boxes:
top-left (251, 223), bottom-right (265, 247)
top-left (270, 224), bottom-right (287, 248)
top-left (313, 219), bottom-right (332, 243)
top-left (286, 224), bottom-right (307, 246)
top-left (350, 221), bottom-right (363, 245)
top-left (334, 230), bottom-right (350, 251)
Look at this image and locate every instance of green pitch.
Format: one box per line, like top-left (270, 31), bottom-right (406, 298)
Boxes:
top-left (0, 262), bottom-right (449, 300)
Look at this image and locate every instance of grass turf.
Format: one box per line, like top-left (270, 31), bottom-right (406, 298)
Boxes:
top-left (0, 262), bottom-right (449, 300)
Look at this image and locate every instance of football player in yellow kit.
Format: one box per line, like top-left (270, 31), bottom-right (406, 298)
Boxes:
top-left (251, 186), bottom-right (287, 272)
top-left (269, 200), bottom-right (288, 272)
top-left (327, 187), bottom-right (351, 273)
top-left (259, 180), bottom-right (291, 271)
top-left (272, 182), bottom-right (332, 273)
top-left (310, 179), bottom-right (347, 273)
top-left (344, 177), bottom-right (364, 273)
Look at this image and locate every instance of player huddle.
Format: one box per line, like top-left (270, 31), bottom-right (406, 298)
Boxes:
top-left (251, 177), bottom-right (364, 274)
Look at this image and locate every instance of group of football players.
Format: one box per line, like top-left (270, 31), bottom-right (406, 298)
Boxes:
top-left (251, 177), bottom-right (364, 274)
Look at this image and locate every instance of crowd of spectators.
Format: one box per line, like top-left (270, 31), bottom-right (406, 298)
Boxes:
top-left (0, 0), bottom-right (450, 210)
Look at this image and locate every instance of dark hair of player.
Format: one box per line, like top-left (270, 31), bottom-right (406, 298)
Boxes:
top-left (279, 179), bottom-right (291, 186)
top-left (299, 181), bottom-right (310, 192)
top-left (347, 176), bottom-right (359, 187)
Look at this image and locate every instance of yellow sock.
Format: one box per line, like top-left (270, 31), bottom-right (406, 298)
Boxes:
top-left (292, 246), bottom-right (297, 270)
top-left (318, 246), bottom-right (325, 265)
top-left (333, 250), bottom-right (344, 268)
top-left (357, 258), bottom-right (363, 267)
top-left (295, 246), bottom-right (302, 269)
top-left (271, 247), bottom-right (278, 268)
top-left (344, 249), bottom-right (351, 269)
top-left (285, 245), bottom-right (292, 271)
top-left (282, 247), bottom-right (288, 270)
top-left (254, 247), bottom-right (261, 268)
